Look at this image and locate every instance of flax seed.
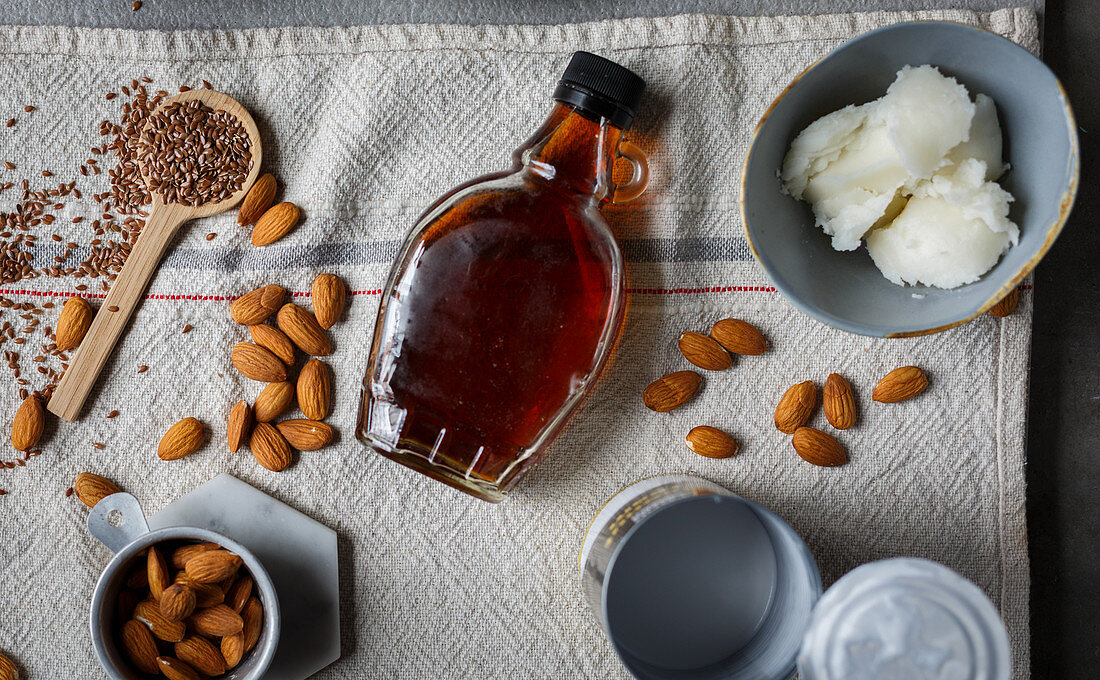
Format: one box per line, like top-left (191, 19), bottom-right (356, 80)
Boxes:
top-left (137, 365), bottom-right (148, 373)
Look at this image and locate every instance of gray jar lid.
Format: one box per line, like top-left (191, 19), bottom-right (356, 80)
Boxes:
top-left (798, 557), bottom-right (1010, 680)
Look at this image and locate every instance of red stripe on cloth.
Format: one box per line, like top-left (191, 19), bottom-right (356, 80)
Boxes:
top-left (629, 285), bottom-right (777, 294)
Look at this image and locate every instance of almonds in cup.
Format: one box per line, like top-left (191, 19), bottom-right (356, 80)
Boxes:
top-left (115, 539), bottom-right (265, 678)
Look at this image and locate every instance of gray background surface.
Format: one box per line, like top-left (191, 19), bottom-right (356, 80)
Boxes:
top-left (1, 0), bottom-right (1092, 676)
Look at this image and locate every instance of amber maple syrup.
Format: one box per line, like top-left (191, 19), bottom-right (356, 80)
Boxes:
top-left (358, 53), bottom-right (648, 501)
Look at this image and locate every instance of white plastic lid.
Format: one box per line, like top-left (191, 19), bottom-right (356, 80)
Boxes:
top-left (798, 558), bottom-right (1010, 680)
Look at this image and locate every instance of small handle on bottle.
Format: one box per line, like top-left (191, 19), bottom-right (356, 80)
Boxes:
top-left (611, 139), bottom-right (649, 204)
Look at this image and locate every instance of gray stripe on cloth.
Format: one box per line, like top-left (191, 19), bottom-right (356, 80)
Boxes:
top-left (25, 237), bottom-right (752, 272)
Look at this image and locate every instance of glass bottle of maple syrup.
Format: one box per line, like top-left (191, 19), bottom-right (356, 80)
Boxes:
top-left (357, 52), bottom-right (649, 502)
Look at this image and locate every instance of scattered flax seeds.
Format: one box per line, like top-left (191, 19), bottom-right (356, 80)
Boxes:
top-left (93, 442), bottom-right (105, 450)
top-left (23, 106), bottom-right (34, 113)
top-left (137, 365), bottom-right (148, 373)
top-left (132, 0), bottom-right (142, 10)
top-left (107, 305), bottom-right (119, 312)
top-left (0, 76), bottom-right (222, 430)
top-left (65, 487), bottom-right (74, 497)
top-left (106, 410), bottom-right (119, 418)
top-left (182, 324), bottom-right (193, 334)
top-left (5, 119), bottom-right (14, 128)
top-left (205, 232), bottom-right (216, 241)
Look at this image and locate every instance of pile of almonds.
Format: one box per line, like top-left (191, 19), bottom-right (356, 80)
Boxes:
top-left (224, 274), bottom-right (346, 471)
top-left (116, 541), bottom-right (264, 679)
top-left (643, 317), bottom-right (930, 467)
top-left (643, 318), bottom-right (769, 459)
top-left (774, 365), bottom-right (928, 466)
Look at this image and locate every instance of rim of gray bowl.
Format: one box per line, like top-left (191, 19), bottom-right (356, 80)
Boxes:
top-left (739, 20), bottom-right (1080, 338)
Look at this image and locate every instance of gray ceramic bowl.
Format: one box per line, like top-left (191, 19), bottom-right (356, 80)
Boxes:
top-left (741, 21), bottom-right (1079, 337)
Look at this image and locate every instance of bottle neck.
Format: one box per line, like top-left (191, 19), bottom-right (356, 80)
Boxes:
top-left (515, 102), bottom-right (624, 201)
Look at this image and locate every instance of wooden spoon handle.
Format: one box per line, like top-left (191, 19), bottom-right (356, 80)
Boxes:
top-left (48, 204), bottom-right (190, 421)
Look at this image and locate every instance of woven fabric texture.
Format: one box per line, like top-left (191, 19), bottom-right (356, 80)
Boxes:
top-left (0, 7), bottom-right (1036, 678)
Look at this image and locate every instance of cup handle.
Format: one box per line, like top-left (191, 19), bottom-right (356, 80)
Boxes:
top-left (610, 139), bottom-right (649, 204)
top-left (88, 492), bottom-right (150, 553)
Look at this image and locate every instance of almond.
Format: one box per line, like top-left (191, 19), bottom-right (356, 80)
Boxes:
top-left (254, 381), bottom-right (294, 422)
top-left (126, 563), bottom-right (149, 590)
top-left (184, 550), bottom-right (242, 584)
top-left (989, 287), bottom-right (1019, 317)
top-left (134, 599), bottom-right (186, 642)
top-left (222, 632), bottom-right (245, 669)
top-left (709, 318), bottom-right (767, 355)
top-left (276, 419), bottom-right (334, 451)
top-left (174, 574), bottom-right (225, 608)
top-left (157, 417), bottom-right (205, 461)
top-left (774, 381), bottom-right (815, 434)
top-left (156, 656), bottom-right (201, 680)
top-left (251, 201), bottom-right (299, 246)
top-left (297, 359), bottom-right (332, 421)
top-left (72, 472), bottom-right (120, 508)
top-left (231, 342), bottom-right (288, 382)
top-left (217, 573), bottom-right (237, 595)
top-left (55, 295), bottom-right (93, 351)
top-left (175, 635), bottom-right (227, 676)
top-left (241, 597), bottom-right (263, 652)
top-left (230, 285), bottom-right (286, 325)
top-left (792, 427), bottom-right (847, 467)
top-left (872, 366), bottom-right (928, 403)
top-left (685, 425), bottom-right (738, 459)
top-left (677, 331), bottom-right (732, 371)
top-left (147, 545), bottom-right (170, 600)
top-left (226, 574), bottom-right (254, 614)
top-left (160, 583), bottom-right (196, 622)
top-left (169, 542), bottom-right (221, 571)
top-left (237, 173), bottom-right (276, 226)
top-left (0, 652), bottom-right (17, 680)
top-left (276, 303), bottom-right (332, 356)
top-left (227, 401), bottom-right (253, 454)
top-left (250, 422), bottom-right (293, 471)
top-left (823, 373), bottom-right (856, 430)
top-left (11, 395), bottom-right (44, 451)
top-left (188, 604), bottom-right (244, 637)
top-left (120, 619), bottom-right (160, 674)
top-left (117, 588), bottom-right (140, 622)
top-left (642, 371), bottom-right (702, 412)
top-left (249, 323), bottom-right (295, 365)
top-left (312, 273), bottom-right (346, 329)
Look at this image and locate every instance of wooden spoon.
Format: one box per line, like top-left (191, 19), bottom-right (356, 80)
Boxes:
top-left (48, 89), bottom-right (262, 421)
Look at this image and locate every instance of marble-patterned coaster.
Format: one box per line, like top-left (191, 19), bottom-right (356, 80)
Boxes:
top-left (149, 473), bottom-right (340, 679)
